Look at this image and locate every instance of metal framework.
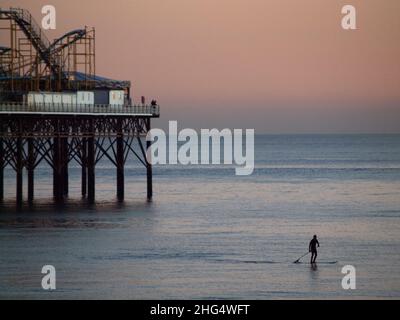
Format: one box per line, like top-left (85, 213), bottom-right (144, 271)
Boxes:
top-left (53, 27), bottom-right (96, 90)
top-left (0, 8), bottom-right (96, 96)
top-left (0, 113), bottom-right (155, 205)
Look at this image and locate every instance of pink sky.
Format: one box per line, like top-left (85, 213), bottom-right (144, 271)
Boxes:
top-left (1, 0), bottom-right (400, 132)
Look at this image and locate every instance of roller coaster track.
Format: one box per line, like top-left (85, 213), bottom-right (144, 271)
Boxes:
top-left (0, 8), bottom-right (63, 78)
top-left (49, 29), bottom-right (87, 54)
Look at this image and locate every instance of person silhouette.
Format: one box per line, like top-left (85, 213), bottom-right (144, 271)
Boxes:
top-left (309, 235), bottom-right (320, 264)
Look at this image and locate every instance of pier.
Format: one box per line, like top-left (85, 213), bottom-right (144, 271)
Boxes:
top-left (0, 104), bottom-right (159, 205)
top-left (0, 8), bottom-right (159, 205)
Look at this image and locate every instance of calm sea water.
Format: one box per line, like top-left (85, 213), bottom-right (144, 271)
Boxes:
top-left (1, 134), bottom-right (400, 299)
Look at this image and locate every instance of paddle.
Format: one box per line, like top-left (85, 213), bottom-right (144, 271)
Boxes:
top-left (293, 252), bottom-right (309, 263)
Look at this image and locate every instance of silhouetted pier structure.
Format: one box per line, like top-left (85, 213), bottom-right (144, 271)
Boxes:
top-left (0, 104), bottom-right (159, 205)
top-left (0, 8), bottom-right (159, 206)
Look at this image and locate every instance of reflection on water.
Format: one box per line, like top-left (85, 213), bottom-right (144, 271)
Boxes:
top-left (0, 199), bottom-right (154, 229)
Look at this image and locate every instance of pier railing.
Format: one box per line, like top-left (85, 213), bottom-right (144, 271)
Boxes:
top-left (0, 102), bottom-right (160, 116)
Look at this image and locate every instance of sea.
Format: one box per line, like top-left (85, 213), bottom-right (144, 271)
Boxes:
top-left (0, 134), bottom-right (400, 299)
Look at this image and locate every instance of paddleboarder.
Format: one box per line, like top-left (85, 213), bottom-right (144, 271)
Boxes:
top-left (309, 235), bottom-right (320, 264)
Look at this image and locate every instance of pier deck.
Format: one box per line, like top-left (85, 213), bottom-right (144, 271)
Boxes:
top-left (0, 103), bottom-right (160, 117)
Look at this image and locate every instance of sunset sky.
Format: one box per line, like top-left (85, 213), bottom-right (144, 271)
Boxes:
top-left (1, 0), bottom-right (400, 132)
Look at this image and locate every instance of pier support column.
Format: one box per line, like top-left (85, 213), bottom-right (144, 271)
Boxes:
top-left (53, 137), bottom-right (58, 198)
top-left (116, 120), bottom-right (124, 202)
top-left (53, 137), bottom-right (60, 201)
top-left (16, 136), bottom-right (23, 206)
top-left (0, 134), bottom-right (4, 202)
top-left (146, 119), bottom-right (153, 201)
top-left (53, 136), bottom-right (64, 202)
top-left (27, 138), bottom-right (34, 203)
top-left (81, 138), bottom-right (87, 197)
top-left (62, 137), bottom-right (69, 196)
top-left (87, 120), bottom-right (95, 203)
